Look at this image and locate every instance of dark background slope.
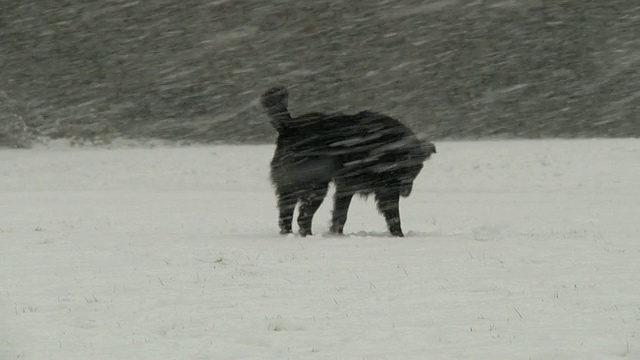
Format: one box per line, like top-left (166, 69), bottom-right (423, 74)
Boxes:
top-left (1, 0), bottom-right (639, 146)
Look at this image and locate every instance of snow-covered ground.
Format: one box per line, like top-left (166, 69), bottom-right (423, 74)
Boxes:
top-left (2, 139), bottom-right (639, 360)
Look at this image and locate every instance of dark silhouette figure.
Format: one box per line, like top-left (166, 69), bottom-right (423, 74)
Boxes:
top-left (261, 86), bottom-right (436, 237)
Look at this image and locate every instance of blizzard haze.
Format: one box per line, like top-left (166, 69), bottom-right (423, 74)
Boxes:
top-left (2, 139), bottom-right (639, 359)
top-left (2, 1), bottom-right (640, 146)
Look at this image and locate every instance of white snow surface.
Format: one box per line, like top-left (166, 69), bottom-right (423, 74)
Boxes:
top-left (2, 139), bottom-right (639, 360)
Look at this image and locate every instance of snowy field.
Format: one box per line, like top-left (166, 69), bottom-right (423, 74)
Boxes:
top-left (2, 139), bottom-right (639, 360)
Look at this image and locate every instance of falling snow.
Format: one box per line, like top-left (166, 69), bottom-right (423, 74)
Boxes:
top-left (2, 1), bottom-right (640, 147)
